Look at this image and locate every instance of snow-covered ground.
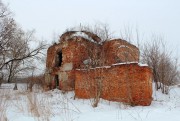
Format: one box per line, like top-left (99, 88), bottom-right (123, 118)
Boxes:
top-left (0, 83), bottom-right (180, 121)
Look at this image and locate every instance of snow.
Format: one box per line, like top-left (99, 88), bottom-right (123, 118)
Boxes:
top-left (138, 63), bottom-right (148, 67)
top-left (94, 66), bottom-right (111, 69)
top-left (76, 65), bottom-right (111, 70)
top-left (112, 61), bottom-right (138, 66)
top-left (71, 32), bottom-right (98, 44)
top-left (118, 45), bottom-right (127, 48)
top-left (0, 83), bottom-right (180, 121)
top-left (112, 62), bottom-right (148, 67)
top-left (76, 62), bottom-right (147, 70)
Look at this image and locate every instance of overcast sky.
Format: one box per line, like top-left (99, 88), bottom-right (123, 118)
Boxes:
top-left (3, 0), bottom-right (180, 57)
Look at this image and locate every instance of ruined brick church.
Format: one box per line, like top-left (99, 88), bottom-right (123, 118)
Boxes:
top-left (45, 30), bottom-right (152, 106)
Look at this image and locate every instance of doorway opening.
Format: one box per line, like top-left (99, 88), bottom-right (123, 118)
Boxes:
top-left (55, 75), bottom-right (59, 89)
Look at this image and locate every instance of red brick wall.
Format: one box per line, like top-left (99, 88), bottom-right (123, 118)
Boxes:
top-left (46, 44), bottom-right (60, 68)
top-left (58, 70), bottom-right (76, 90)
top-left (61, 37), bottom-right (99, 69)
top-left (103, 39), bottom-right (139, 65)
top-left (45, 32), bottom-right (144, 97)
top-left (75, 63), bottom-right (152, 106)
top-left (45, 37), bottom-right (100, 90)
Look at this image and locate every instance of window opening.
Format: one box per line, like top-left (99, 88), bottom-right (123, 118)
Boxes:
top-left (55, 51), bottom-right (62, 67)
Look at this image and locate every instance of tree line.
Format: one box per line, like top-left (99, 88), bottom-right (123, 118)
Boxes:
top-left (0, 1), bottom-right (47, 86)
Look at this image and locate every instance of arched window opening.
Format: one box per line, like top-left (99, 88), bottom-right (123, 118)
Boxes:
top-left (55, 51), bottom-right (62, 67)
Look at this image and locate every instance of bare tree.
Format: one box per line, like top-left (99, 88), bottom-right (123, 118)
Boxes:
top-left (72, 23), bottom-right (111, 107)
top-left (141, 35), bottom-right (179, 94)
top-left (0, 1), bottom-right (14, 83)
top-left (119, 25), bottom-right (179, 94)
top-left (0, 0), bottom-right (10, 18)
top-left (0, 1), bottom-right (47, 85)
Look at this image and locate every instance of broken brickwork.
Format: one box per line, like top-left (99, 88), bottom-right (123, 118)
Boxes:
top-left (45, 30), bottom-right (152, 106)
top-left (45, 33), bottom-right (101, 90)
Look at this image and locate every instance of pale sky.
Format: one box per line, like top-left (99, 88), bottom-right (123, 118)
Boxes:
top-left (3, 0), bottom-right (180, 57)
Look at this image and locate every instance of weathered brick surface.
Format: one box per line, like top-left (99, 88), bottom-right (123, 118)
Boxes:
top-left (75, 63), bottom-right (152, 106)
top-left (58, 70), bottom-right (76, 90)
top-left (45, 31), bottom-right (152, 106)
top-left (103, 40), bottom-right (139, 65)
top-left (46, 43), bottom-right (62, 68)
top-left (45, 36), bottom-right (100, 90)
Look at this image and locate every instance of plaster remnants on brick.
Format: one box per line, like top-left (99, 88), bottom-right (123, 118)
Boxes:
top-left (83, 59), bottom-right (91, 65)
top-left (45, 30), bottom-right (152, 106)
top-left (59, 72), bottom-right (68, 82)
top-left (62, 63), bottom-right (73, 71)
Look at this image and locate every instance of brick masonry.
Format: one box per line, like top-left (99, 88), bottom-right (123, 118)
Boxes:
top-left (45, 31), bottom-right (152, 106)
top-left (75, 63), bottom-right (152, 106)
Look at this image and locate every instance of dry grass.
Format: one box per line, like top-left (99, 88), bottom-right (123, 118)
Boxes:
top-left (0, 89), bottom-right (9, 121)
top-left (26, 92), bottom-right (52, 121)
top-left (0, 83), bottom-right (80, 121)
